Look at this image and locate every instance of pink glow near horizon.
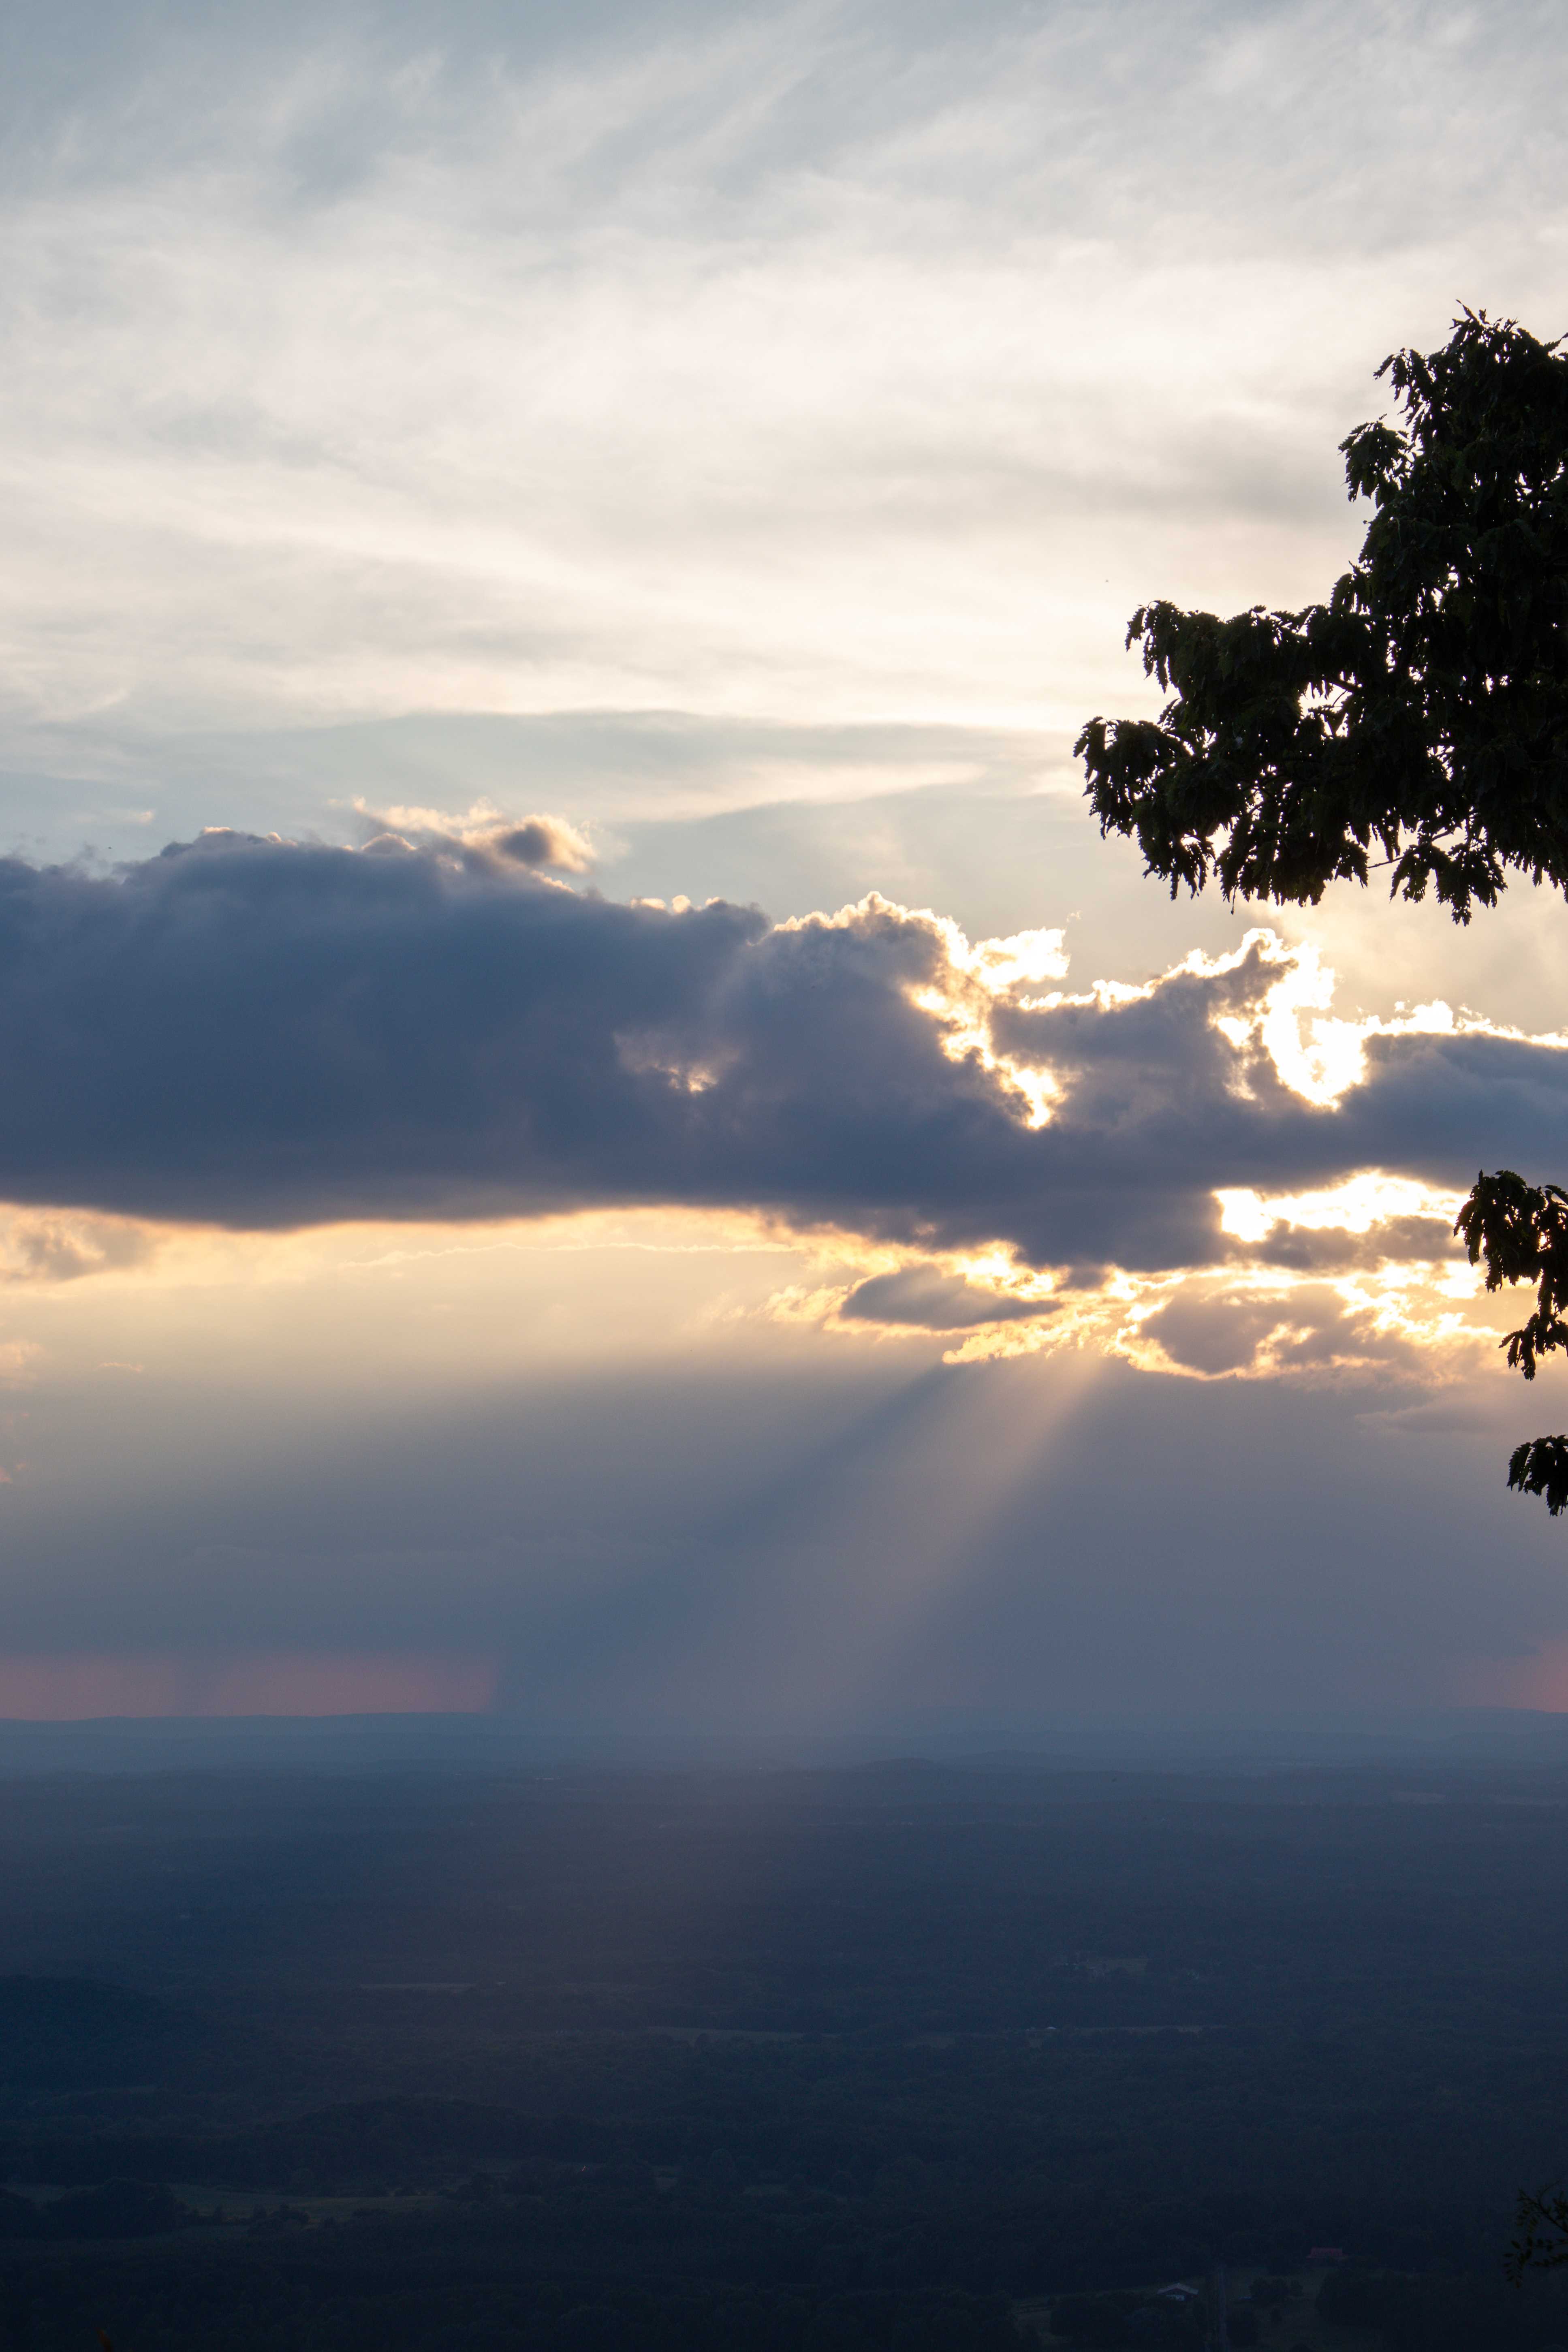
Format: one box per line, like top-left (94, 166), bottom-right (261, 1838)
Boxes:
top-left (0, 1652), bottom-right (499, 1720)
top-left (1457, 1643), bottom-right (1568, 1712)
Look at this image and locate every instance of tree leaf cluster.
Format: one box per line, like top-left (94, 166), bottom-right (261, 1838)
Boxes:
top-left (1506, 2185), bottom-right (1568, 2283)
top-left (1078, 313), bottom-right (1568, 1535)
top-left (1077, 310), bottom-right (1568, 919)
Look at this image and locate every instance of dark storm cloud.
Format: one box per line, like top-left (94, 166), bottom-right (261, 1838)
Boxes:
top-left (2, 831), bottom-right (1567, 1260)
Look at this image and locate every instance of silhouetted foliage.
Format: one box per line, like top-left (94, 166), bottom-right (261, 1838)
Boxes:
top-left (1080, 311), bottom-right (1568, 1522)
top-left (1455, 1171), bottom-right (1568, 1381)
top-left (1455, 1171), bottom-right (1568, 1510)
top-left (1077, 310), bottom-right (1568, 921)
top-left (1506, 2182), bottom-right (1568, 2285)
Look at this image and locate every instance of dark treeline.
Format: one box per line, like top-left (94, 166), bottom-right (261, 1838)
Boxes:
top-left (0, 2253), bottom-right (1021, 2352)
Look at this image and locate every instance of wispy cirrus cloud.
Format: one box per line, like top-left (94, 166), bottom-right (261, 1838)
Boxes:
top-left (2, 0), bottom-right (1566, 794)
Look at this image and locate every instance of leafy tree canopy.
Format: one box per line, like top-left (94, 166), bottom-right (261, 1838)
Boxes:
top-left (1457, 1171), bottom-right (1568, 1513)
top-left (1078, 311), bottom-right (1568, 1535)
top-left (1077, 310), bottom-right (1568, 922)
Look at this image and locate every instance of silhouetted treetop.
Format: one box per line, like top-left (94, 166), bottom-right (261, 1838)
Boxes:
top-left (1077, 310), bottom-right (1568, 921)
top-left (1456, 1169), bottom-right (1568, 1515)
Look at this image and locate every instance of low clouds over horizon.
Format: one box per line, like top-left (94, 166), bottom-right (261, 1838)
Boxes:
top-left (0, 828), bottom-right (1560, 1312)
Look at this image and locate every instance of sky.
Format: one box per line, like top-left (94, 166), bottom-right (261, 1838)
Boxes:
top-left (2, 0), bottom-right (1568, 1738)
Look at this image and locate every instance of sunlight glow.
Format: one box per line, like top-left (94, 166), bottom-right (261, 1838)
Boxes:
top-left (1215, 1173), bottom-right (1463, 1247)
top-left (1208, 931), bottom-right (1568, 1109)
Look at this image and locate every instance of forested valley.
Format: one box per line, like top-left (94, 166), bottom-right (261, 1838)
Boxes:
top-left (0, 1756), bottom-right (1564, 2351)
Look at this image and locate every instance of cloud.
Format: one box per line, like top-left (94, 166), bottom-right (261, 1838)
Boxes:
top-left (0, 833), bottom-right (1563, 1296)
top-left (355, 797), bottom-right (594, 873)
top-left (0, 1210), bottom-right (156, 1284)
top-left (1128, 1277), bottom-right (1446, 1383)
top-left (2, 0), bottom-right (1567, 768)
top-left (839, 1266), bottom-right (1057, 1331)
top-left (491, 817), bottom-right (593, 872)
